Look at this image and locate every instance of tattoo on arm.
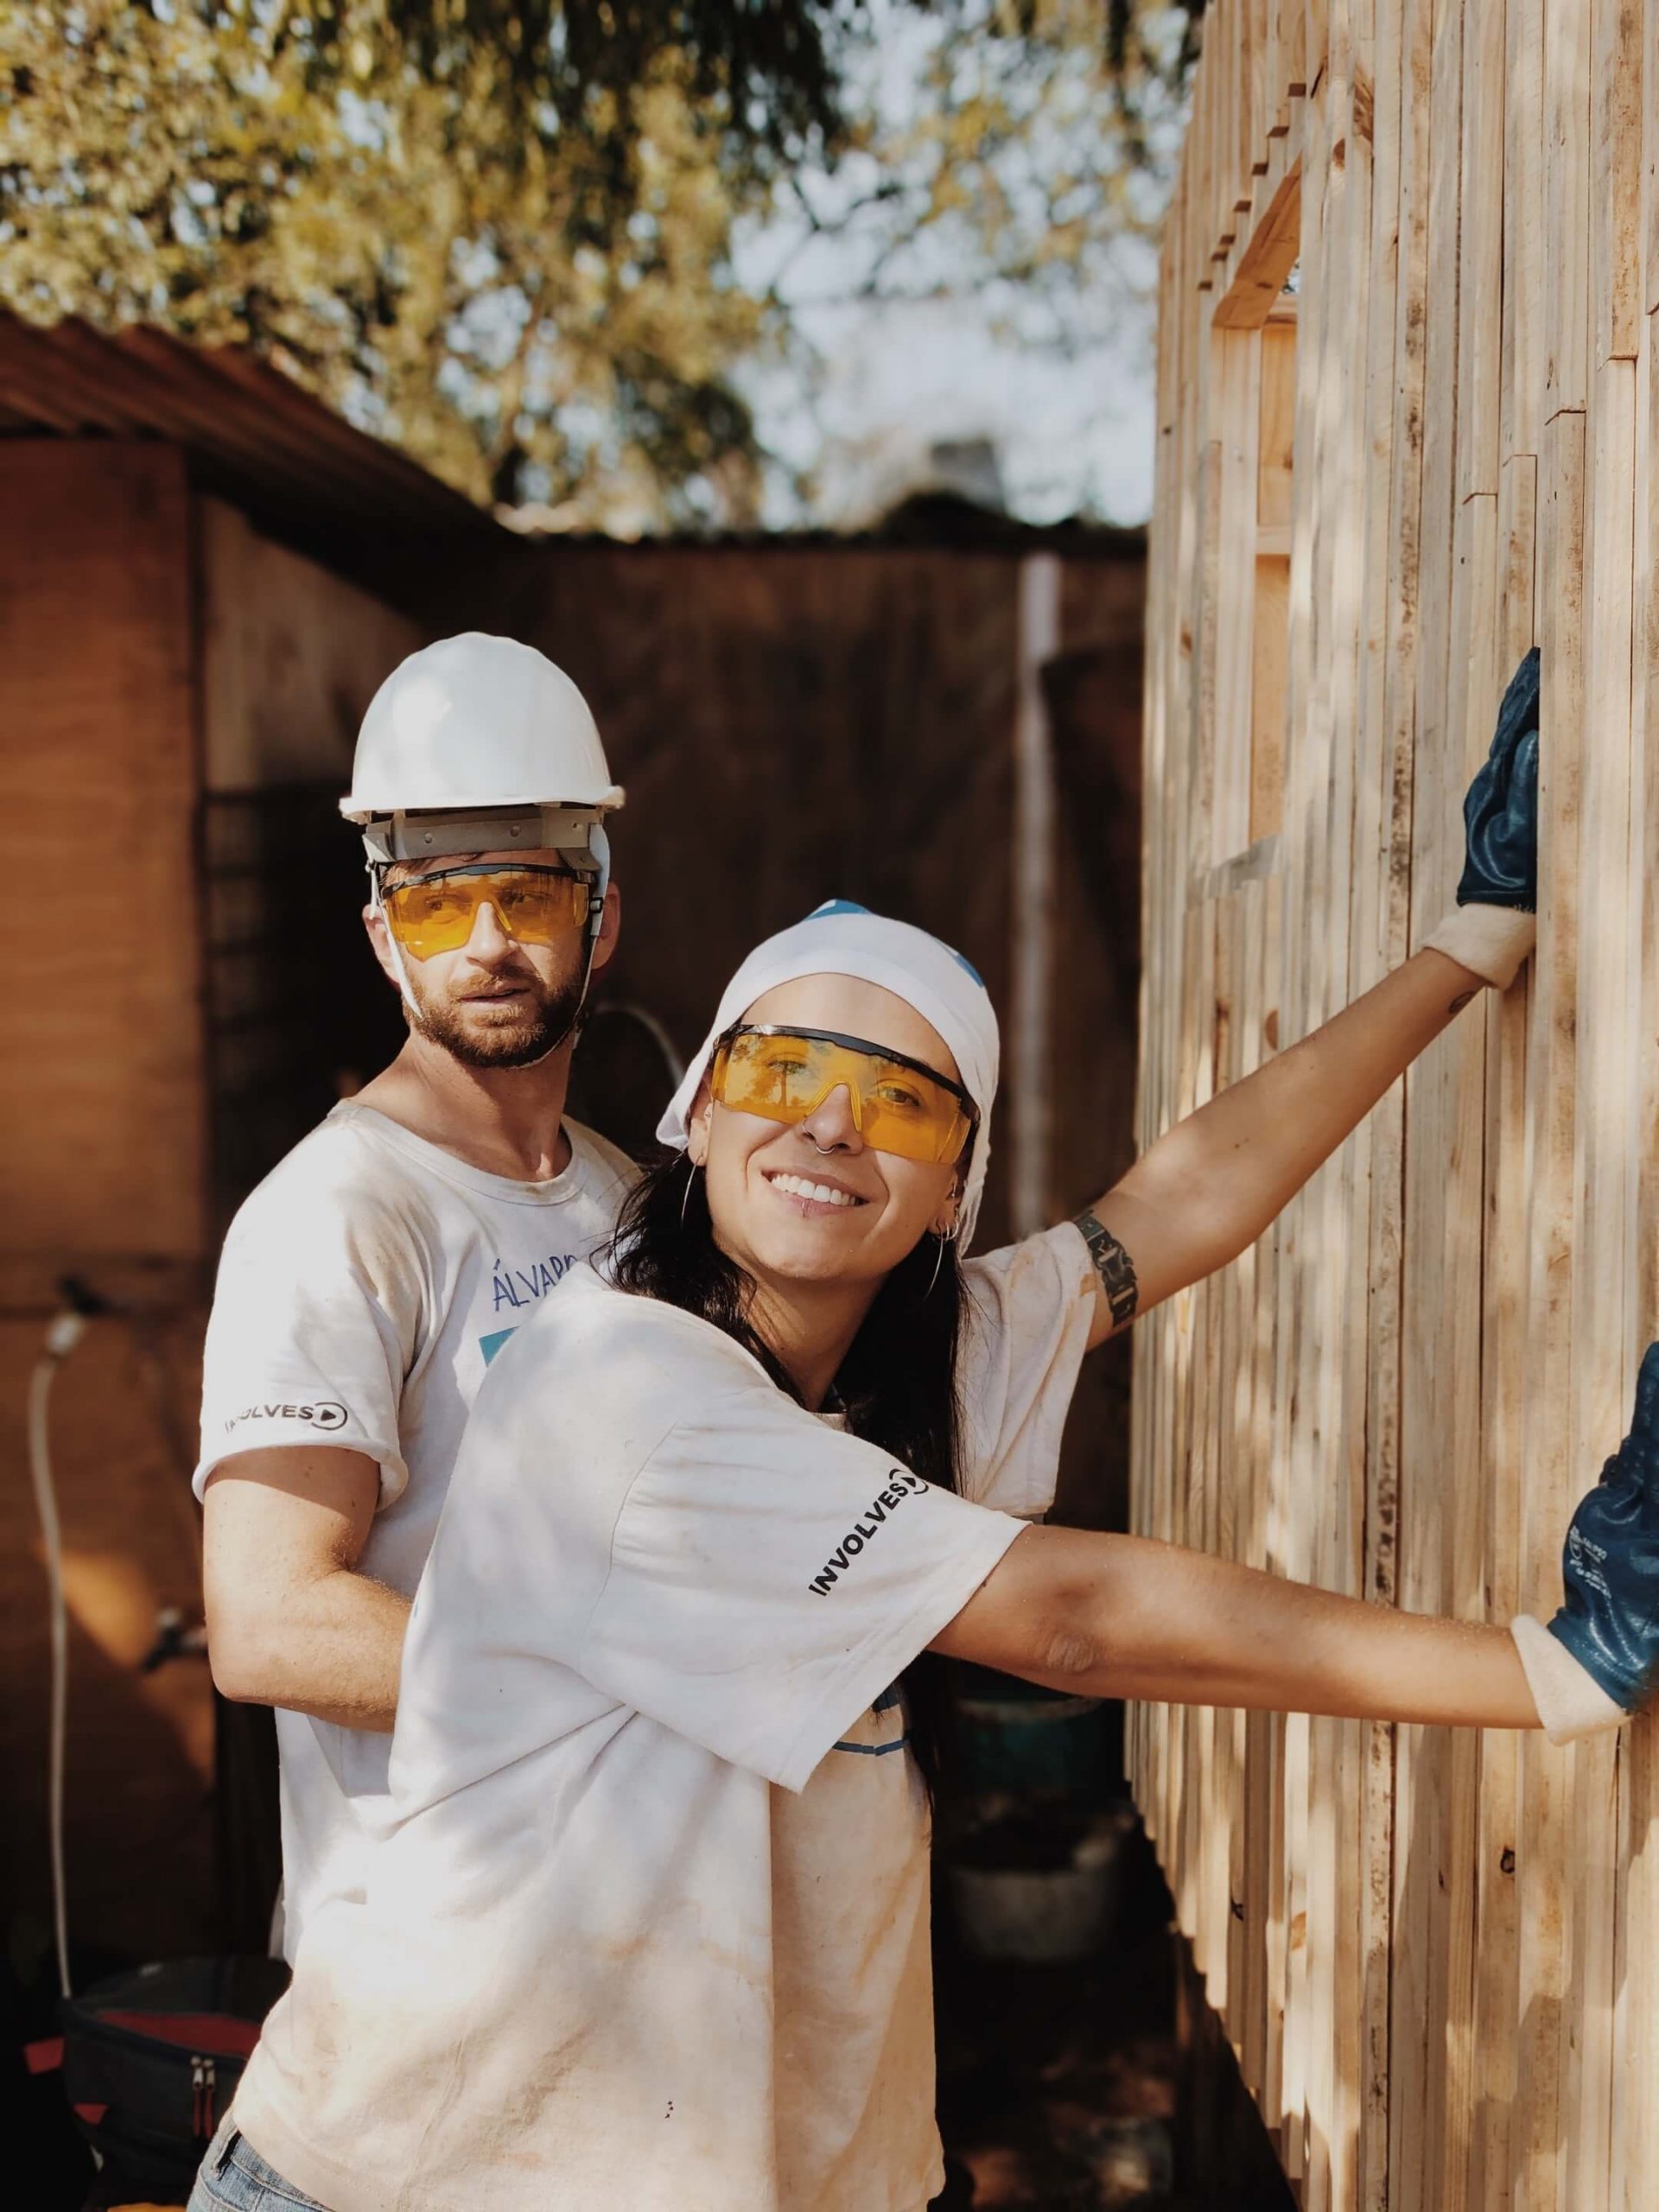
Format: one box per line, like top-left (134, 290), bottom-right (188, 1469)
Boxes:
top-left (1074, 1209), bottom-right (1140, 1330)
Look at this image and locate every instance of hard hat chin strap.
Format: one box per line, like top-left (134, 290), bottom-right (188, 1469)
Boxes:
top-left (369, 870), bottom-right (426, 1024)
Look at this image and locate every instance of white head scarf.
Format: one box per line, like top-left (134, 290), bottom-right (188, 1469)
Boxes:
top-left (657, 900), bottom-right (1000, 1250)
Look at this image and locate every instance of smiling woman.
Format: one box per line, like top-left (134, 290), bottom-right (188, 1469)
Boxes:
top-left (188, 901), bottom-right (1656, 2212)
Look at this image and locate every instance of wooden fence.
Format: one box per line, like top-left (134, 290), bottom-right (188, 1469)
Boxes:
top-left (1132, 3), bottom-right (1656, 2205)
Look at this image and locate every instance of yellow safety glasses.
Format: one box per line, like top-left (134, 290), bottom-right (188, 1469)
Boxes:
top-left (380, 863), bottom-right (591, 961)
top-left (710, 1024), bottom-right (977, 1166)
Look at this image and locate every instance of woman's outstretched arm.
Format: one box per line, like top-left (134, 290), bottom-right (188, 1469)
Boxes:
top-left (1069, 650), bottom-right (1541, 1349)
top-left (934, 1336), bottom-right (1659, 1746)
top-left (931, 1522), bottom-right (1540, 1730)
top-left (1072, 949), bottom-right (1495, 1344)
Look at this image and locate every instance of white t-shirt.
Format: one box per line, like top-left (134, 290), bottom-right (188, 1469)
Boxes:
top-left (231, 1228), bottom-right (1097, 2212)
top-left (194, 1103), bottom-right (638, 1956)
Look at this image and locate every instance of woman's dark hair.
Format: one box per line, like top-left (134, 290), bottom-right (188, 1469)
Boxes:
top-left (608, 1149), bottom-right (969, 1795)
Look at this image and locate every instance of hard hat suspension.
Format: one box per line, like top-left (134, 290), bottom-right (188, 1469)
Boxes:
top-left (358, 803), bottom-right (610, 870)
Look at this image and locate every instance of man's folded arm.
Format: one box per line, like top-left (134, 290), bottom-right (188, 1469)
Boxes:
top-left (201, 1446), bottom-right (409, 1732)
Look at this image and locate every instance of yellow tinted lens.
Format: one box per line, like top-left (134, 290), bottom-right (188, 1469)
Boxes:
top-left (384, 869), bottom-right (586, 958)
top-left (857, 1065), bottom-right (970, 1165)
top-left (488, 871), bottom-right (587, 944)
top-left (715, 1031), bottom-right (830, 1121)
top-left (383, 877), bottom-right (478, 957)
top-left (713, 1032), bottom-right (970, 1165)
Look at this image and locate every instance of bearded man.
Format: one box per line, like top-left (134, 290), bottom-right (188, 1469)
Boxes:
top-left (195, 635), bottom-right (636, 1958)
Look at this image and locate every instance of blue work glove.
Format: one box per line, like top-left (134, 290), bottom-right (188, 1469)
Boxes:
top-left (1550, 1341), bottom-right (1659, 1709)
top-left (1512, 1340), bottom-right (1659, 1741)
top-left (1455, 645), bottom-right (1540, 911)
top-left (1422, 649), bottom-right (1541, 988)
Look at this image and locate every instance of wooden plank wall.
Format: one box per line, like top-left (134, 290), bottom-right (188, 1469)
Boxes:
top-left (200, 499), bottom-right (423, 794)
top-left (1, 461), bottom-right (427, 1978)
top-left (1133, 1), bottom-right (1656, 2203)
top-left (0, 443), bottom-right (217, 1972)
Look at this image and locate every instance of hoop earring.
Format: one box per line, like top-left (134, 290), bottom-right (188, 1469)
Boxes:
top-left (680, 1159), bottom-right (701, 1229)
top-left (925, 1227), bottom-right (956, 1299)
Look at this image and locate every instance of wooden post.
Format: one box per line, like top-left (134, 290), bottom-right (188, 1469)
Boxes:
top-left (1010, 555), bottom-right (1061, 1237)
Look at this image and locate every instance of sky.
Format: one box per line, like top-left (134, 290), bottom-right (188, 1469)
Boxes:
top-left (728, 5), bottom-right (1177, 532)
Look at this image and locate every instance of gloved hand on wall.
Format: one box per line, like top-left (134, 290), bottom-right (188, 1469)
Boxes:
top-left (1421, 645), bottom-right (1541, 989)
top-left (1511, 1338), bottom-right (1659, 1744)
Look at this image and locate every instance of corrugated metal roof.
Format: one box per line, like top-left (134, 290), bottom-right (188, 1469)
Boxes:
top-left (0, 314), bottom-right (1146, 582)
top-left (0, 311), bottom-right (493, 595)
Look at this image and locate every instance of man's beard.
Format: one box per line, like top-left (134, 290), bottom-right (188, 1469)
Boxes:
top-left (408, 969), bottom-right (586, 1071)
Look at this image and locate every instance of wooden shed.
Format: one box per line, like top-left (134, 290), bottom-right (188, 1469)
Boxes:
top-left (1135, 3), bottom-right (1656, 2206)
top-left (0, 310), bottom-right (480, 1970)
top-left (2, 317), bottom-right (1146, 2016)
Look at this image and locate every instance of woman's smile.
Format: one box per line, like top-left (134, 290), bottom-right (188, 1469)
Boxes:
top-left (761, 1165), bottom-right (873, 1214)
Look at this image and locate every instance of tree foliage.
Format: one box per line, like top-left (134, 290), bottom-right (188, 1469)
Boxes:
top-left (0, 2), bottom-right (1195, 528)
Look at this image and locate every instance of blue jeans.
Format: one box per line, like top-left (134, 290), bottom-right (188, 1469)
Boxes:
top-left (189, 2113), bottom-right (331, 2211)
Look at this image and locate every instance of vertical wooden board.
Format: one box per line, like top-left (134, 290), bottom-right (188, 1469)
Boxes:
top-left (1433, 46), bottom-right (1511, 2193)
top-left (1208, 18), bottom-right (1230, 267)
top-left (1146, 309), bottom-right (1204, 1840)
top-left (1248, 0), bottom-right (1270, 174)
top-left (1226, 870), bottom-right (1269, 2064)
top-left (1249, 556), bottom-right (1292, 840)
top-left (1286, 0), bottom-right (1309, 100)
top-left (1467, 450), bottom-right (1537, 2212)
top-left (1203, 40), bottom-right (1230, 285)
top-left (1618, 299), bottom-right (1659, 2212)
top-left (1175, 902), bottom-right (1222, 1947)
top-left (1351, 16), bottom-right (1405, 2196)
top-left (1436, 492), bottom-right (1501, 2212)
top-left (1302, 27), bottom-right (1374, 2197)
top-left (1156, 900), bottom-right (1196, 1860)
top-left (1193, 438), bottom-right (1226, 873)
top-left (1215, 331), bottom-right (1265, 861)
top-left (1278, 55), bottom-right (1327, 1053)
top-left (1455, 0), bottom-right (1508, 504)
top-left (1132, 200), bottom-right (1177, 1835)
top-left (1187, 58), bottom-right (1211, 298)
top-left (1503, 0), bottom-right (1548, 465)
top-left (1257, 319), bottom-right (1300, 529)
top-left (1202, 890), bottom-right (1243, 2014)
top-left (1134, 226), bottom-right (1181, 1837)
top-left (1261, 743), bottom-right (1312, 2167)
top-left (1236, 0), bottom-right (1262, 206)
top-left (1267, 53), bottom-right (1337, 2181)
top-left (1560, 352), bottom-right (1637, 2212)
top-left (1389, 0), bottom-right (1465, 2199)
top-left (1217, 1), bottom-right (1239, 252)
top-left (1511, 404), bottom-right (1586, 2212)
top-left (1592, 0), bottom-right (1643, 364)
top-left (1467, 997), bottom-right (1527, 2212)
top-left (1253, 316), bottom-right (1299, 838)
top-left (1544, 0), bottom-right (1593, 415)
top-left (1306, 0), bottom-right (1331, 93)
top-left (1246, 871), bottom-right (1287, 2075)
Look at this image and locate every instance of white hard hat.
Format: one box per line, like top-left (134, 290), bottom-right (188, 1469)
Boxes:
top-left (343, 633), bottom-right (624, 866)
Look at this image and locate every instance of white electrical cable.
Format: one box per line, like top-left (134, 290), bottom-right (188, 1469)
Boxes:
top-left (27, 1306), bottom-right (86, 2001)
